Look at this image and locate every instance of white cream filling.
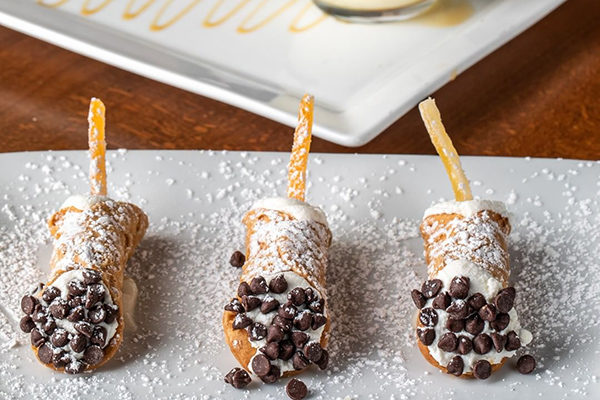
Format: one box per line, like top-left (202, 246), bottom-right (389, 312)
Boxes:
top-left (61, 194), bottom-right (109, 211)
top-left (424, 199), bottom-right (508, 219)
top-left (245, 271), bottom-right (326, 375)
top-left (251, 197), bottom-right (328, 227)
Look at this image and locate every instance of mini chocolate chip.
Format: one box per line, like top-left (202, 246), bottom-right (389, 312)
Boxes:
top-left (272, 315), bottom-right (293, 331)
top-left (53, 351), bottom-right (70, 368)
top-left (473, 360), bottom-right (492, 379)
top-left (449, 276), bottom-right (470, 299)
top-left (432, 292), bottom-right (451, 310)
top-left (67, 306), bottom-right (86, 323)
top-left (446, 318), bottom-right (465, 333)
top-left (67, 280), bottom-right (87, 297)
top-left (291, 332), bottom-right (309, 348)
top-left (267, 325), bottom-right (284, 343)
top-left (457, 335), bottom-right (473, 355)
top-left (83, 345), bottom-right (104, 365)
top-left (421, 279), bottom-right (443, 298)
top-left (42, 287), bottom-right (61, 303)
top-left (316, 348), bottom-right (329, 370)
top-left (42, 319), bottom-right (56, 335)
top-left (494, 290), bottom-right (515, 313)
top-left (70, 333), bottom-right (87, 353)
top-left (312, 314), bottom-right (327, 330)
top-left (465, 314), bottom-right (485, 335)
top-left (32, 309), bottom-right (48, 324)
top-left (467, 293), bottom-right (486, 310)
top-left (248, 322), bottom-right (267, 341)
top-left (308, 298), bottom-right (325, 313)
top-left (65, 361), bottom-right (85, 374)
top-left (19, 316), bottom-right (35, 333)
top-left (251, 353), bottom-right (271, 376)
top-left (51, 329), bottom-right (69, 347)
top-left (490, 333), bottom-right (507, 353)
top-left (505, 331), bottom-right (521, 351)
top-left (21, 295), bottom-right (38, 315)
top-left (269, 274), bottom-right (288, 294)
top-left (304, 288), bottom-right (317, 304)
top-left (241, 295), bottom-right (261, 312)
top-left (37, 344), bottom-right (53, 364)
top-left (224, 367), bottom-right (236, 383)
top-left (104, 304), bottom-right (118, 324)
top-left (250, 276), bottom-right (268, 295)
top-left (517, 354), bottom-right (536, 374)
top-left (91, 326), bottom-right (107, 347)
top-left (232, 314), bottom-right (252, 330)
top-left (68, 296), bottom-right (84, 308)
top-left (446, 300), bottom-right (469, 319)
top-left (499, 286), bottom-right (516, 299)
top-left (224, 298), bottom-right (244, 313)
top-left (261, 342), bottom-right (280, 360)
top-left (229, 251), bottom-right (245, 268)
top-left (31, 329), bottom-right (45, 347)
top-left (447, 355), bottom-right (464, 376)
top-left (473, 333), bottom-right (493, 354)
top-left (294, 311), bottom-right (312, 331)
top-left (85, 284), bottom-right (106, 309)
top-left (419, 308), bottom-right (438, 327)
top-left (82, 269), bottom-right (102, 285)
top-left (260, 297), bottom-right (280, 314)
top-left (411, 289), bottom-right (427, 309)
top-left (74, 321), bottom-right (94, 338)
top-left (292, 351), bottom-right (310, 370)
top-left (490, 313), bottom-right (510, 331)
top-left (286, 378), bottom-right (308, 400)
top-left (437, 332), bottom-right (458, 352)
top-left (288, 288), bottom-right (306, 306)
top-left (89, 305), bottom-right (107, 324)
top-left (278, 303), bottom-right (298, 320)
top-left (303, 342), bottom-right (323, 362)
top-left (237, 282), bottom-right (252, 297)
top-left (479, 304), bottom-right (497, 322)
top-left (260, 365), bottom-right (281, 384)
top-left (417, 328), bottom-right (435, 346)
top-left (279, 340), bottom-right (295, 361)
top-left (231, 368), bottom-right (252, 388)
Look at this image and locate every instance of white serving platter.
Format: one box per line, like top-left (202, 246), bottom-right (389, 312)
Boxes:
top-left (0, 0), bottom-right (565, 147)
top-left (0, 150), bottom-right (598, 399)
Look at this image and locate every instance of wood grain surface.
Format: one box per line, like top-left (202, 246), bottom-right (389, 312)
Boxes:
top-left (0, 0), bottom-right (598, 159)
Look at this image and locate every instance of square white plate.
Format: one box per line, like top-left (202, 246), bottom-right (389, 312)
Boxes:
top-left (0, 150), bottom-right (599, 398)
top-left (0, 0), bottom-right (565, 146)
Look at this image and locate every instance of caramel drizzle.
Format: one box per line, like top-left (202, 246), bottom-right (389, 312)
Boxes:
top-left (150, 0), bottom-right (202, 31)
top-left (123, 0), bottom-right (156, 20)
top-left (289, 1), bottom-right (327, 33)
top-left (203, 0), bottom-right (250, 28)
top-left (36, 0), bottom-right (69, 7)
top-left (81, 0), bottom-right (113, 15)
top-left (237, 0), bottom-right (297, 34)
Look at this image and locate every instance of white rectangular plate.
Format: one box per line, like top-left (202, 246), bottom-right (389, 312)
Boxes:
top-left (0, 0), bottom-right (565, 146)
top-left (0, 150), bottom-right (598, 399)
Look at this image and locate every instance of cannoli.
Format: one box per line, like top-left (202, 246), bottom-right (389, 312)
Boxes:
top-left (411, 98), bottom-right (532, 379)
top-left (19, 98), bottom-right (148, 374)
top-left (223, 95), bottom-right (331, 384)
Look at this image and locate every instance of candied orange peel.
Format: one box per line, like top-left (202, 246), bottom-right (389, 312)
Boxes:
top-left (287, 94), bottom-right (314, 201)
top-left (88, 98), bottom-right (107, 196)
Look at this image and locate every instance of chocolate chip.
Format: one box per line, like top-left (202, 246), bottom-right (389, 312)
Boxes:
top-left (473, 333), bottom-right (493, 354)
top-left (51, 329), bottom-right (69, 347)
top-left (264, 341), bottom-right (282, 359)
top-left (31, 329), bottom-right (45, 347)
top-left (91, 326), bottom-right (107, 347)
top-left (457, 335), bottom-right (473, 355)
top-left (490, 333), bottom-right (507, 353)
top-left (19, 316), bottom-right (35, 333)
top-left (291, 331), bottom-right (309, 348)
top-left (479, 304), bottom-right (497, 322)
top-left (446, 300), bottom-right (469, 319)
top-left (85, 284), bottom-right (106, 309)
top-left (473, 360), bottom-right (492, 379)
top-left (224, 367), bottom-right (236, 383)
top-left (517, 354), bottom-right (536, 374)
top-left (42, 287), bottom-right (61, 303)
top-left (467, 293), bottom-right (486, 311)
top-left (278, 303), bottom-right (298, 320)
top-left (446, 318), bottom-right (465, 333)
top-left (308, 298), bottom-right (325, 313)
top-left (292, 351), bottom-right (309, 370)
top-left (32, 308), bottom-right (48, 324)
top-left (248, 323), bottom-right (267, 341)
top-left (419, 308), bottom-right (438, 327)
top-left (417, 328), bottom-right (435, 346)
top-left (70, 333), bottom-right (87, 353)
top-left (267, 325), bottom-right (285, 343)
top-left (224, 298), bottom-right (244, 314)
top-left (490, 313), bottom-right (510, 331)
top-left (68, 296), bottom-right (84, 308)
top-left (312, 314), bottom-right (327, 330)
top-left (294, 311), bottom-right (312, 331)
top-left (89, 305), bottom-right (107, 324)
top-left (82, 269), bottom-right (102, 285)
top-left (279, 340), bottom-right (295, 361)
top-left (260, 365), bottom-right (281, 384)
top-left (304, 342), bottom-right (323, 362)
top-left (411, 290), bottom-right (427, 309)
top-left (74, 321), bottom-right (94, 338)
top-left (67, 280), bottom-right (87, 297)
top-left (286, 378), bottom-right (308, 400)
top-left (251, 353), bottom-right (271, 376)
top-left (232, 314), bottom-right (252, 330)
top-left (447, 355), bottom-right (464, 376)
top-left (432, 292), bottom-right (451, 309)
top-left (230, 368), bottom-right (252, 388)
top-left (241, 295), bottom-right (261, 312)
top-left (83, 345), bottom-right (104, 365)
top-left (494, 289), bottom-right (515, 313)
top-left (38, 344), bottom-right (53, 364)
top-left (229, 251), bottom-right (245, 268)
top-left (505, 331), bottom-right (521, 351)
top-left (421, 279), bottom-right (443, 298)
top-left (250, 276), bottom-right (268, 294)
top-left (304, 288), bottom-right (317, 304)
top-left (260, 297), bottom-right (280, 314)
top-left (65, 361), bottom-right (85, 374)
top-left (269, 274), bottom-right (288, 294)
top-left (21, 295), bottom-right (38, 315)
top-left (316, 348), bottom-right (329, 369)
top-left (237, 282), bottom-right (252, 297)
top-left (53, 351), bottom-right (70, 368)
top-left (104, 304), bottom-right (118, 324)
top-left (42, 319), bottom-right (56, 335)
top-left (288, 288), bottom-right (306, 306)
top-left (449, 276), bottom-right (470, 299)
top-left (437, 332), bottom-right (458, 352)
top-left (465, 314), bottom-right (484, 335)
top-left (272, 315), bottom-right (293, 331)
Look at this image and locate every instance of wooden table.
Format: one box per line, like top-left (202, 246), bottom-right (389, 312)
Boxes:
top-left (1, 0), bottom-right (599, 159)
